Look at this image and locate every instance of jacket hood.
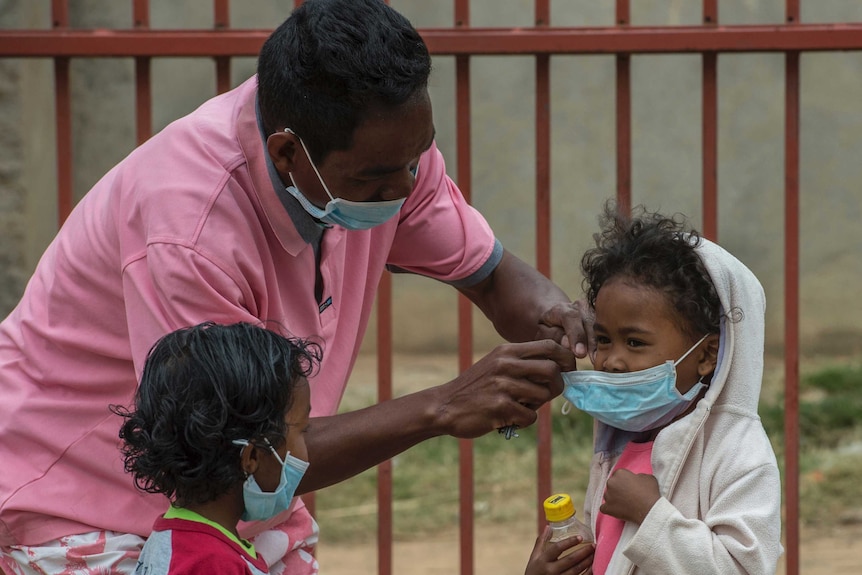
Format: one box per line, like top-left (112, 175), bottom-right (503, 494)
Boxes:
top-left (588, 236), bottom-right (766, 454)
top-left (697, 237), bottom-right (766, 415)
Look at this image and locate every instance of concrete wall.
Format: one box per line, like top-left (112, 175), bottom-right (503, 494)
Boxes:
top-left (0, 0), bottom-right (29, 316)
top-left (3, 0), bottom-right (861, 357)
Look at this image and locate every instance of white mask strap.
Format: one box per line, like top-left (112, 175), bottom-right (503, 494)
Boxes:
top-left (673, 333), bottom-right (710, 367)
top-left (262, 437), bottom-right (286, 466)
top-left (232, 438), bottom-right (286, 466)
top-left (284, 128), bottom-right (335, 202)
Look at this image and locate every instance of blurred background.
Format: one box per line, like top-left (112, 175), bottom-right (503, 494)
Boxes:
top-left (2, 0), bottom-right (861, 359)
top-left (1, 2), bottom-right (861, 573)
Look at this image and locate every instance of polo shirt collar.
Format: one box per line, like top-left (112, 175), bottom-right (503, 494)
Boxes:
top-left (255, 96), bottom-right (326, 246)
top-left (236, 80), bottom-right (320, 255)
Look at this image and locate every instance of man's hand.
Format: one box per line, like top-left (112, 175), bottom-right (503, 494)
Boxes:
top-left (535, 299), bottom-right (595, 360)
top-left (431, 339), bottom-right (576, 439)
top-left (300, 339), bottom-right (574, 492)
top-left (600, 469), bottom-right (661, 525)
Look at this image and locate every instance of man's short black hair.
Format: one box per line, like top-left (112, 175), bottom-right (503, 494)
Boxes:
top-left (257, 0), bottom-right (432, 163)
top-left (113, 321), bottom-right (321, 507)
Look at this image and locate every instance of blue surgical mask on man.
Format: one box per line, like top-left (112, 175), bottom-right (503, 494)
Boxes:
top-left (283, 128), bottom-right (408, 230)
top-left (561, 334), bottom-right (710, 432)
top-left (232, 438), bottom-right (309, 522)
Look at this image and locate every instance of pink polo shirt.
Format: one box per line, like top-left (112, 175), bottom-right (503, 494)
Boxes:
top-left (0, 76), bottom-right (498, 546)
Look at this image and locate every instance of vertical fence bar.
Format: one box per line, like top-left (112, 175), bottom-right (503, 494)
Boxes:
top-left (615, 1), bottom-right (631, 213)
top-left (783, 3), bottom-right (801, 575)
top-left (374, 2), bottom-right (394, 571)
top-left (371, 8), bottom-right (395, 575)
top-left (702, 0), bottom-right (718, 240)
top-left (376, 270), bottom-right (394, 575)
top-left (534, 0), bottom-right (553, 536)
top-left (133, 0), bottom-right (152, 145)
top-left (454, 2), bottom-right (474, 574)
top-left (214, 0), bottom-right (232, 94)
top-left (52, 0), bottom-right (72, 225)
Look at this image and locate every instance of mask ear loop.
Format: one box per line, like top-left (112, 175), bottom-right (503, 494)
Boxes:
top-left (232, 439), bottom-right (252, 479)
top-left (284, 127), bottom-right (336, 203)
top-left (261, 437), bottom-right (287, 466)
top-left (233, 438), bottom-right (287, 466)
top-left (673, 333), bottom-right (710, 367)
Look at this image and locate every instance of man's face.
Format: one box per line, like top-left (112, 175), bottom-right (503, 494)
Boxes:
top-left (290, 91), bottom-right (436, 207)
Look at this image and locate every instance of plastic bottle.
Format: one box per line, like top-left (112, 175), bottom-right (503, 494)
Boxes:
top-left (543, 493), bottom-right (594, 557)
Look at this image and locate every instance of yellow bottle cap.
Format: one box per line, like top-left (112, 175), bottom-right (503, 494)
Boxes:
top-left (543, 493), bottom-right (575, 522)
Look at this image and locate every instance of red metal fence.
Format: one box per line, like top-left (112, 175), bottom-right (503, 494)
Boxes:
top-left (3, 1), bottom-right (862, 574)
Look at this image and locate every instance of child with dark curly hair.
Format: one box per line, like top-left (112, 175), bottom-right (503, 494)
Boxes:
top-left (525, 203), bottom-right (782, 575)
top-left (113, 322), bottom-right (320, 575)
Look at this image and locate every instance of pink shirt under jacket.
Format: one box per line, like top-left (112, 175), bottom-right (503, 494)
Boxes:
top-left (0, 76), bottom-right (498, 546)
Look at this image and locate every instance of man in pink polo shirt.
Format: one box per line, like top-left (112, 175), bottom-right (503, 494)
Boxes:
top-left (0, 1), bottom-right (593, 573)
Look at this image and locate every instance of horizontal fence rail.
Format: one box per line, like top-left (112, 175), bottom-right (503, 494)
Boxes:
top-left (4, 2), bottom-right (862, 574)
top-left (3, 24), bottom-right (862, 57)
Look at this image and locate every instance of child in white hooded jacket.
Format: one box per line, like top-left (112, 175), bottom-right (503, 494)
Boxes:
top-left (528, 204), bottom-right (783, 575)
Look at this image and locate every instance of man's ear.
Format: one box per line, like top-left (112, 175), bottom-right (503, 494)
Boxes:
top-left (267, 129), bottom-right (301, 176)
top-left (697, 333), bottom-right (720, 378)
top-left (239, 442), bottom-right (262, 476)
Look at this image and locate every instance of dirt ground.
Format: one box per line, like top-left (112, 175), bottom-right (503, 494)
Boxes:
top-left (0, 524), bottom-right (857, 574)
top-left (317, 517), bottom-right (862, 575)
top-left (316, 352), bottom-right (862, 575)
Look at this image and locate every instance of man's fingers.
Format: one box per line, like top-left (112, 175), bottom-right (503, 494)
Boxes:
top-left (564, 299), bottom-right (595, 360)
top-left (488, 343), bottom-right (572, 407)
top-left (502, 340), bottom-right (577, 371)
top-left (580, 317), bottom-right (596, 362)
top-left (534, 323), bottom-right (565, 346)
top-left (506, 401), bottom-right (540, 430)
top-left (497, 363), bottom-right (565, 403)
top-left (441, 341), bottom-right (576, 439)
top-left (536, 300), bottom-right (596, 360)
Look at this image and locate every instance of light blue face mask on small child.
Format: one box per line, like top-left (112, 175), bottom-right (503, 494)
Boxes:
top-left (561, 334), bottom-right (709, 432)
top-left (232, 438), bottom-right (309, 522)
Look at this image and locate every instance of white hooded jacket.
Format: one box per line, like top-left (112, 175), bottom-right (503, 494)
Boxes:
top-left (581, 238), bottom-right (783, 575)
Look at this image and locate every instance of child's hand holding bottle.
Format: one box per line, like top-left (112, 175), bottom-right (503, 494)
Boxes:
top-left (525, 526), bottom-right (594, 575)
top-left (525, 494), bottom-right (595, 575)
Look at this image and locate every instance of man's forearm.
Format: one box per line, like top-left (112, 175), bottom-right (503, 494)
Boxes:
top-left (297, 385), bottom-right (445, 493)
top-left (460, 249), bottom-right (572, 343)
top-left (296, 337), bottom-right (575, 493)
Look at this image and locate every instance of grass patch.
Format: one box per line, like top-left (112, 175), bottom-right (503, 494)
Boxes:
top-left (799, 449), bottom-right (862, 526)
top-left (760, 363), bottom-right (862, 449)
top-left (317, 361), bottom-right (862, 542)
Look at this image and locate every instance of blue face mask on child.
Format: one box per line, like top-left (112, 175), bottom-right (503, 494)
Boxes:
top-left (283, 128), bottom-right (408, 230)
top-left (232, 439), bottom-right (309, 522)
top-left (561, 335), bottom-right (709, 432)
